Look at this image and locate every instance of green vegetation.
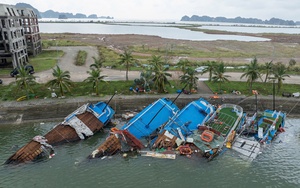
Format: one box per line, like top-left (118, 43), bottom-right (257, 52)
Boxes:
top-left (0, 80), bottom-right (180, 101)
top-left (2, 34), bottom-right (300, 101)
top-left (118, 49), bottom-right (137, 81)
top-left (42, 38), bottom-right (87, 49)
top-left (205, 80), bottom-right (300, 96)
top-left (0, 50), bottom-right (63, 76)
top-left (75, 50), bottom-right (87, 66)
top-left (46, 66), bottom-right (74, 97)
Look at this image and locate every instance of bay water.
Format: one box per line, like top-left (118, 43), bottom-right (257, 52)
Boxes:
top-left (0, 118), bottom-right (299, 188)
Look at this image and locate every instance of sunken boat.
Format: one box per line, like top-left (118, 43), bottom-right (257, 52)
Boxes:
top-left (88, 98), bottom-right (180, 159)
top-left (231, 109), bottom-right (286, 161)
top-left (5, 101), bottom-right (115, 164)
top-left (151, 98), bottom-right (215, 151)
top-left (187, 104), bottom-right (244, 161)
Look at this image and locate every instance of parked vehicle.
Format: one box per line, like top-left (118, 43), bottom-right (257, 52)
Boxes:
top-left (292, 92), bottom-right (300, 98)
top-left (282, 92), bottom-right (292, 97)
top-left (195, 66), bottom-right (208, 73)
top-left (10, 65), bottom-right (34, 77)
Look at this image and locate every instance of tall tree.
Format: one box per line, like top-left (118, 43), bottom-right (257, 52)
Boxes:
top-left (201, 61), bottom-right (218, 81)
top-left (211, 62), bottom-right (231, 91)
top-left (263, 61), bottom-right (273, 83)
top-left (177, 59), bottom-right (192, 74)
top-left (46, 66), bottom-right (73, 97)
top-left (15, 66), bottom-right (36, 98)
top-left (240, 57), bottom-right (262, 93)
top-left (118, 49), bottom-right (136, 81)
top-left (180, 67), bottom-right (199, 92)
top-left (288, 58), bottom-right (296, 71)
top-left (269, 62), bottom-right (290, 93)
top-left (84, 68), bottom-right (107, 95)
top-left (150, 55), bottom-right (172, 93)
top-left (90, 55), bottom-right (104, 71)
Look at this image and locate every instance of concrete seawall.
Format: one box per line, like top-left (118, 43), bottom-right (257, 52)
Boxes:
top-left (0, 94), bottom-right (299, 125)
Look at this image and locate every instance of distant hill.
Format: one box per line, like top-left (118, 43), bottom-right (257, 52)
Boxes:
top-left (14, 3), bottom-right (113, 19)
top-left (15, 3), bottom-right (41, 18)
top-left (181, 15), bottom-right (297, 26)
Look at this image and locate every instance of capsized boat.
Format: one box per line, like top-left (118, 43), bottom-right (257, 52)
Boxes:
top-left (151, 98), bottom-right (215, 149)
top-left (231, 109), bottom-right (286, 161)
top-left (88, 98), bottom-right (180, 159)
top-left (5, 101), bottom-right (115, 164)
top-left (188, 104), bottom-right (244, 161)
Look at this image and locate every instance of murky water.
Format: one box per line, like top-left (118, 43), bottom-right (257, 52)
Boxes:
top-left (0, 118), bottom-right (299, 188)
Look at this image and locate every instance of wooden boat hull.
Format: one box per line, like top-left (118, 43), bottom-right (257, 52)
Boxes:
top-left (89, 129), bottom-right (144, 159)
top-left (5, 102), bottom-right (115, 165)
top-left (89, 98), bottom-right (180, 159)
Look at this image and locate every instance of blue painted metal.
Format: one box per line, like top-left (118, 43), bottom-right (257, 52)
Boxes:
top-left (162, 98), bottom-right (215, 139)
top-left (88, 102), bottom-right (115, 125)
top-left (121, 98), bottom-right (180, 139)
top-left (254, 109), bottom-right (286, 143)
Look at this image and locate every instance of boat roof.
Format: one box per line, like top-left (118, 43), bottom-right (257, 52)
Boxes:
top-left (121, 98), bottom-right (179, 139)
top-left (163, 98), bottom-right (215, 139)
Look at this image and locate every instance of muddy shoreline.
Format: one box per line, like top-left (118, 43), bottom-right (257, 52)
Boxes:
top-left (1, 94), bottom-right (299, 125)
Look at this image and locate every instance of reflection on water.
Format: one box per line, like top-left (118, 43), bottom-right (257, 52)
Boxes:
top-left (0, 118), bottom-right (299, 188)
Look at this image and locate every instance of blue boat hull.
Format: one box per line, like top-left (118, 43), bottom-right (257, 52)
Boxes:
top-left (121, 98), bottom-right (180, 139)
top-left (162, 98), bottom-right (215, 140)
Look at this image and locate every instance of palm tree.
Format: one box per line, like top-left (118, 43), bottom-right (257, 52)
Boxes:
top-left (288, 58), bottom-right (296, 71)
top-left (84, 68), bottom-right (107, 95)
top-left (46, 66), bottom-right (73, 97)
top-left (90, 55), bottom-right (104, 71)
top-left (15, 66), bottom-right (36, 98)
top-left (180, 67), bottom-right (198, 92)
top-left (211, 62), bottom-right (231, 91)
top-left (263, 61), bottom-right (273, 83)
top-left (240, 57), bottom-right (262, 93)
top-left (150, 55), bottom-right (172, 93)
top-left (201, 61), bottom-right (218, 81)
top-left (139, 68), bottom-right (153, 91)
top-left (269, 62), bottom-right (290, 93)
top-left (118, 49), bottom-right (136, 81)
top-left (177, 59), bottom-right (192, 74)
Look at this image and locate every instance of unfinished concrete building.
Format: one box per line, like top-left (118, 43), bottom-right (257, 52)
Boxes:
top-left (0, 4), bottom-right (41, 69)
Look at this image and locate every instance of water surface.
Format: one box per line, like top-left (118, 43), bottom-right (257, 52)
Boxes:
top-left (0, 118), bottom-right (299, 187)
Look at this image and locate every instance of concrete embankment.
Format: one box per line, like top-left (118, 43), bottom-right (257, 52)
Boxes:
top-left (0, 94), bottom-right (299, 125)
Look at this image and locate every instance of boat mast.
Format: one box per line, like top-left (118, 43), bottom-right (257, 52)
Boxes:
top-left (103, 91), bottom-right (117, 112)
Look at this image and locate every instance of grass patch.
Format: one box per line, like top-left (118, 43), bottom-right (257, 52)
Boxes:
top-left (0, 80), bottom-right (185, 101)
top-left (205, 81), bottom-right (300, 96)
top-left (0, 50), bottom-right (63, 76)
top-left (75, 50), bottom-right (87, 66)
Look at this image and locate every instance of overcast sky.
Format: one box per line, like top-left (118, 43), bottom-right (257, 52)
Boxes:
top-left (2, 0), bottom-right (300, 21)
